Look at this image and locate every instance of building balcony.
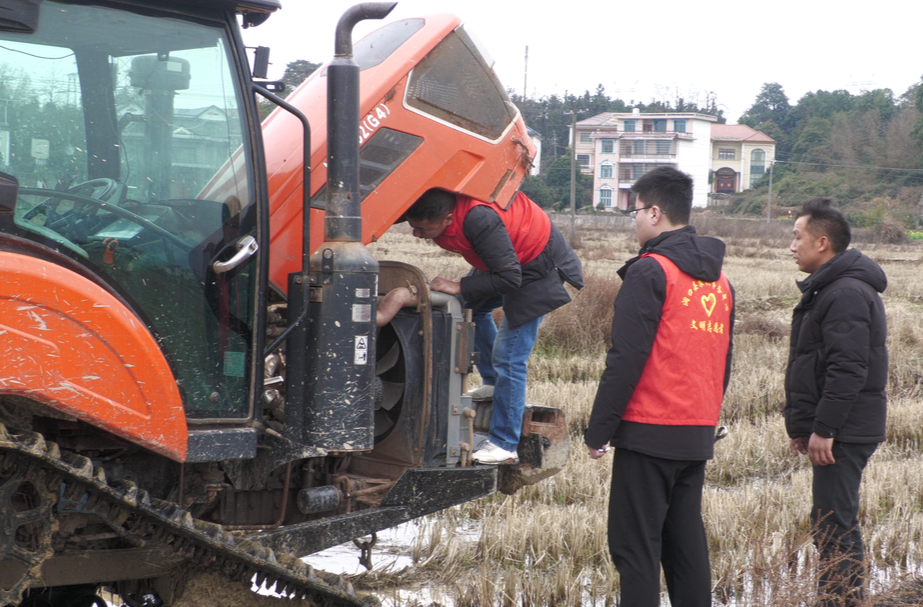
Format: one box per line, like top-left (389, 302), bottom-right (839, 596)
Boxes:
top-left (616, 130), bottom-right (694, 140)
top-left (619, 153), bottom-right (676, 160)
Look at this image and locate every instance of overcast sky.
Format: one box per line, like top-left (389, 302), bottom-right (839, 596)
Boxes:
top-left (241, 0), bottom-right (922, 124)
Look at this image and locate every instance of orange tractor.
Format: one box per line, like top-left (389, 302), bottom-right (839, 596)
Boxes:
top-left (0, 2), bottom-right (567, 606)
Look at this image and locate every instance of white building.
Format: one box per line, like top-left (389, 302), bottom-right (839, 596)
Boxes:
top-left (573, 110), bottom-right (774, 210)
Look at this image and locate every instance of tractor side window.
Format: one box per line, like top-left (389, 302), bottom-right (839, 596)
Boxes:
top-left (405, 26), bottom-right (517, 141)
top-left (354, 18), bottom-right (425, 71)
top-left (310, 127), bottom-right (422, 208)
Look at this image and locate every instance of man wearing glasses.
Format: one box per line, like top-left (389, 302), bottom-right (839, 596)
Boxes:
top-left (585, 166), bottom-right (735, 606)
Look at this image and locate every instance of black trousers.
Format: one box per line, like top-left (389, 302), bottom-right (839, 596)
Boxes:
top-left (608, 448), bottom-right (711, 607)
top-left (812, 441), bottom-right (878, 607)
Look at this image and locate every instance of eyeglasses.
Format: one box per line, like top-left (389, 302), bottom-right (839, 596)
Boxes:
top-left (629, 206), bottom-right (654, 219)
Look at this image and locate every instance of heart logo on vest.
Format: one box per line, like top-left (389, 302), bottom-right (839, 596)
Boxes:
top-left (701, 293), bottom-right (717, 317)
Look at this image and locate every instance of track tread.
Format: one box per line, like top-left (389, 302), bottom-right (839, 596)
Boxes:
top-left (0, 424), bottom-right (373, 607)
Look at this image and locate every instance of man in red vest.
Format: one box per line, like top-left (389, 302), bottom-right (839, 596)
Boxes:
top-left (404, 188), bottom-right (583, 464)
top-left (585, 166), bottom-right (735, 606)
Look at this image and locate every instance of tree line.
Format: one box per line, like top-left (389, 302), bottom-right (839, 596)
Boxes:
top-left (272, 59), bottom-right (923, 230)
top-left (731, 80), bottom-right (923, 233)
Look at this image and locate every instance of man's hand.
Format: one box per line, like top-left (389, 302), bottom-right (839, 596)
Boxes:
top-left (807, 433), bottom-right (835, 466)
top-left (429, 276), bottom-right (461, 295)
top-left (790, 436), bottom-right (809, 456)
top-left (586, 444), bottom-right (609, 460)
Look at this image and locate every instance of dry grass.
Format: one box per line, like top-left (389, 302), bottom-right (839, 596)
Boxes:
top-left (362, 215), bottom-right (923, 606)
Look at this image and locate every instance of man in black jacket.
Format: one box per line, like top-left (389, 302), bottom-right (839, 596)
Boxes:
top-left (786, 198), bottom-right (888, 606)
top-left (586, 166), bottom-right (734, 606)
top-left (404, 189), bottom-right (583, 464)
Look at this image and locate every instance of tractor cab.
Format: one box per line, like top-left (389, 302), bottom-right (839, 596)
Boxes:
top-left (0, 1), bottom-right (265, 421)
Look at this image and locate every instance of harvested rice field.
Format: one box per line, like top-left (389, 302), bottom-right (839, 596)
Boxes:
top-left (347, 213), bottom-right (923, 606)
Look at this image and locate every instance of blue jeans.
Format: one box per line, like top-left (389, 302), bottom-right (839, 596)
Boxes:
top-left (471, 296), bottom-right (542, 452)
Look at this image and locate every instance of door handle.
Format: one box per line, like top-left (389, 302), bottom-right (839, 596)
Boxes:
top-left (213, 235), bottom-right (258, 274)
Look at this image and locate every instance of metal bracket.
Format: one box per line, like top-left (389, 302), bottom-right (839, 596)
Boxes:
top-left (353, 533), bottom-right (377, 570)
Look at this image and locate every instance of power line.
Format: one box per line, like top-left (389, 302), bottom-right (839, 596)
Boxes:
top-left (773, 158), bottom-right (923, 174)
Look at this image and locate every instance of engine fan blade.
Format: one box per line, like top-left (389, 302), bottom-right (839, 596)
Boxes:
top-left (376, 340), bottom-right (400, 376)
top-left (379, 380), bottom-right (404, 411)
top-left (375, 409), bottom-right (395, 434)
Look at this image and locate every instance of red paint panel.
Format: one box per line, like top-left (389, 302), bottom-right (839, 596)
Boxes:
top-left (260, 13), bottom-right (536, 292)
top-left (0, 252), bottom-right (187, 460)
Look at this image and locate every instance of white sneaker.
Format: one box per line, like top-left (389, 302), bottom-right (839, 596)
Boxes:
top-left (472, 441), bottom-right (519, 465)
top-left (468, 384), bottom-right (494, 400)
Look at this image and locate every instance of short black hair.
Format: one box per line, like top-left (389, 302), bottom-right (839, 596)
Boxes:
top-left (797, 197), bottom-right (851, 253)
top-left (405, 188), bottom-right (456, 222)
top-left (630, 166), bottom-right (693, 224)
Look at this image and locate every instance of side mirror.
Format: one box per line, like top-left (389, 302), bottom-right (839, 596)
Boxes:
top-left (253, 46), bottom-right (270, 80)
top-left (0, 171), bottom-right (18, 214)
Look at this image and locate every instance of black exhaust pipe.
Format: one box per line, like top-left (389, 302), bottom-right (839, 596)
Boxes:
top-left (296, 3), bottom-right (396, 451)
top-left (325, 2), bottom-right (395, 242)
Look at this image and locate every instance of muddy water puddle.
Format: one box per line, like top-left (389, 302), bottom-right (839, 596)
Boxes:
top-left (296, 520), bottom-right (458, 606)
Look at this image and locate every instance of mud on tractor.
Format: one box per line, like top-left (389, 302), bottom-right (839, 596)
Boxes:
top-left (0, 2), bottom-right (569, 606)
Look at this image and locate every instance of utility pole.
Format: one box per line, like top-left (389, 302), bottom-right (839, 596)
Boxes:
top-left (766, 162), bottom-right (773, 225)
top-left (523, 46), bottom-right (528, 100)
top-left (569, 110), bottom-right (577, 240)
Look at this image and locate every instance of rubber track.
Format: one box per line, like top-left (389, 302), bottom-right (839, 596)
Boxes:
top-left (0, 424), bottom-right (375, 607)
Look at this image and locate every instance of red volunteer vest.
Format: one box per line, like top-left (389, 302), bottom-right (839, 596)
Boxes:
top-left (622, 253), bottom-right (733, 426)
top-left (434, 192), bottom-right (551, 271)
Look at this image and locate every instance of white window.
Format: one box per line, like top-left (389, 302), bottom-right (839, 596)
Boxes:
top-left (655, 141), bottom-right (672, 155)
top-left (600, 139), bottom-right (615, 154)
top-left (600, 162), bottom-right (613, 179)
top-left (580, 131), bottom-right (592, 144)
top-left (599, 188), bottom-right (613, 208)
top-left (577, 154), bottom-right (590, 169)
top-left (719, 148), bottom-right (735, 160)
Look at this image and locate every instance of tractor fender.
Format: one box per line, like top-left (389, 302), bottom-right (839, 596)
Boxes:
top-left (0, 252), bottom-right (187, 460)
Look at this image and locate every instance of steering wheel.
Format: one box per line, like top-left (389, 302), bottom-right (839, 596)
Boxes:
top-left (22, 178), bottom-right (119, 225)
top-left (62, 177), bottom-right (118, 201)
top-left (19, 185), bottom-right (193, 252)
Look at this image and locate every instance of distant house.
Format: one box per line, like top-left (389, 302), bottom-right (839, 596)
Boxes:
top-left (572, 110), bottom-right (775, 209)
top-left (710, 124), bottom-right (776, 194)
top-left (117, 103), bottom-right (242, 199)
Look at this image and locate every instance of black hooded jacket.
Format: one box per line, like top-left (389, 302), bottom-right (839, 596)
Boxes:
top-left (458, 205), bottom-right (584, 327)
top-left (785, 248), bottom-right (888, 443)
top-left (585, 225), bottom-right (735, 461)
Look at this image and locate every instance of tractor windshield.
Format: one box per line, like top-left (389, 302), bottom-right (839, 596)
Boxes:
top-left (0, 1), bottom-right (259, 419)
